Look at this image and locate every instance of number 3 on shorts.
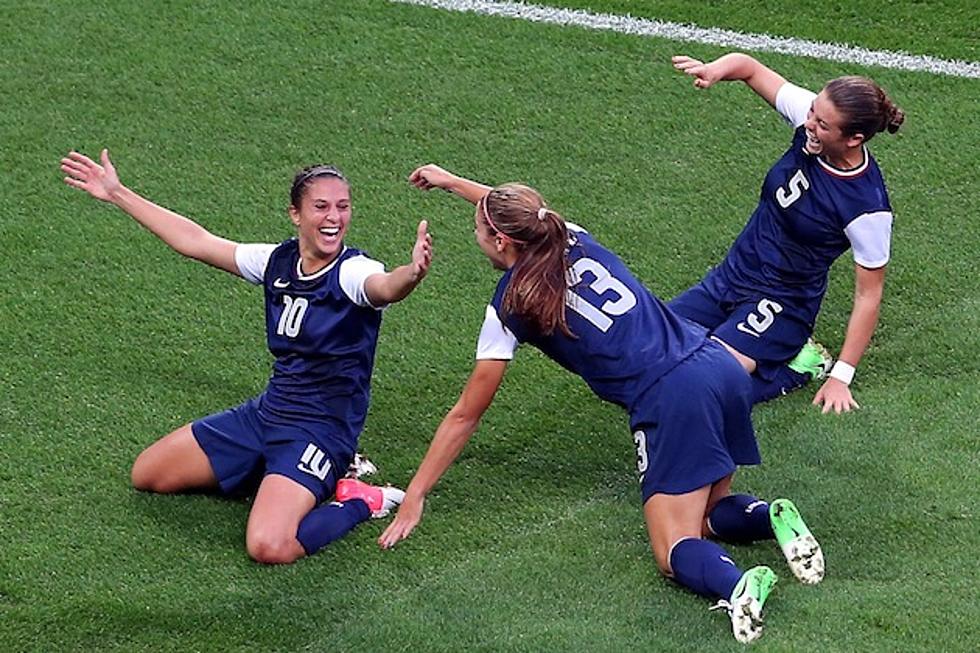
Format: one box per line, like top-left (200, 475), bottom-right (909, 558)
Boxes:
top-left (736, 298), bottom-right (783, 339)
top-left (633, 429), bottom-right (649, 479)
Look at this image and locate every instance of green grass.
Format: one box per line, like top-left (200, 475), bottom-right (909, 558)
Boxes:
top-left (1, 1), bottom-right (978, 651)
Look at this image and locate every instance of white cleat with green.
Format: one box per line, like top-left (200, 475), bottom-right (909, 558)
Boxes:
top-left (770, 498), bottom-right (825, 585)
top-left (724, 565), bottom-right (777, 644)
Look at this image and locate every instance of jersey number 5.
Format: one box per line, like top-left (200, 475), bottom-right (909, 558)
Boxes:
top-left (775, 169), bottom-right (810, 208)
top-left (565, 258), bottom-right (637, 332)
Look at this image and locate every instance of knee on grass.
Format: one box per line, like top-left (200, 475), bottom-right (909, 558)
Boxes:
top-left (246, 531), bottom-right (305, 565)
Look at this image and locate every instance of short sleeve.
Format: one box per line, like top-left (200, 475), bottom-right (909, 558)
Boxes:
top-left (235, 243), bottom-right (277, 285)
top-left (339, 254), bottom-right (386, 308)
top-left (845, 211), bottom-right (893, 269)
top-left (475, 305), bottom-right (518, 360)
top-left (775, 82), bottom-right (817, 128)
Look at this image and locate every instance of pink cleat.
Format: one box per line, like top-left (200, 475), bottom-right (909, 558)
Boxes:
top-left (335, 478), bottom-right (405, 518)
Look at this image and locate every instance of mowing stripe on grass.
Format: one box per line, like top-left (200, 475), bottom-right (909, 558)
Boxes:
top-left (389, 0), bottom-right (980, 78)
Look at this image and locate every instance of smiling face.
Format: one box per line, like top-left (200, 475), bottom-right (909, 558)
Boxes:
top-left (803, 90), bottom-right (865, 165)
top-left (288, 176), bottom-right (351, 271)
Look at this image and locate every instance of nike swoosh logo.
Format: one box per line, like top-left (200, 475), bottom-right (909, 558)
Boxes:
top-left (273, 278), bottom-right (290, 288)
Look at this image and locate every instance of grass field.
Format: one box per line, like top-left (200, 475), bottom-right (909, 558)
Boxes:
top-left (1, 1), bottom-right (977, 651)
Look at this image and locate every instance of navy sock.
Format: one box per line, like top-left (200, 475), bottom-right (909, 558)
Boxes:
top-left (296, 498), bottom-right (371, 555)
top-left (708, 494), bottom-right (775, 543)
top-left (669, 538), bottom-right (744, 600)
top-left (751, 365), bottom-right (811, 404)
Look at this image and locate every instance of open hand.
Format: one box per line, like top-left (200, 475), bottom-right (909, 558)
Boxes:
top-left (378, 492), bottom-right (425, 549)
top-left (812, 377), bottom-right (860, 414)
top-left (412, 220), bottom-right (433, 280)
top-left (61, 149), bottom-right (122, 203)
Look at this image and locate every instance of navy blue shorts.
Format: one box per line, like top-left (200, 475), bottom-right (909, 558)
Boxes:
top-left (630, 341), bottom-right (760, 502)
top-left (191, 397), bottom-right (348, 503)
top-left (669, 281), bottom-right (812, 381)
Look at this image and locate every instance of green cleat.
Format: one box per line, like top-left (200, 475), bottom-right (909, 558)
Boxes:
top-left (770, 499), bottom-right (825, 585)
top-left (787, 338), bottom-right (833, 380)
top-left (725, 565), bottom-right (777, 644)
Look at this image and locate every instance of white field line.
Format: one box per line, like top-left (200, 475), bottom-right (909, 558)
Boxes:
top-left (388, 0), bottom-right (980, 79)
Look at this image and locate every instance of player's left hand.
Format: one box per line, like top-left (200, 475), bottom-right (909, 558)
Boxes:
top-left (812, 377), bottom-right (859, 414)
top-left (411, 219), bottom-right (433, 280)
top-left (378, 492), bottom-right (425, 549)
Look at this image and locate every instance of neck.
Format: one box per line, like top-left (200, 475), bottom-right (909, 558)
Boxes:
top-left (298, 246), bottom-right (339, 277)
top-left (823, 145), bottom-right (864, 170)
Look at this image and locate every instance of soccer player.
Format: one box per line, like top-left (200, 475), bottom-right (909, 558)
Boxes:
top-left (379, 165), bottom-right (824, 643)
top-left (61, 150), bottom-right (432, 564)
top-left (670, 53), bottom-right (904, 412)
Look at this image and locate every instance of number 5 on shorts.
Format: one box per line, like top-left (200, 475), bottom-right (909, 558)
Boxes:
top-left (736, 299), bottom-right (783, 339)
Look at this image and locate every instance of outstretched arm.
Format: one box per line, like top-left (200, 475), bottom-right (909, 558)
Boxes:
top-left (409, 164), bottom-right (492, 205)
top-left (61, 149), bottom-right (240, 275)
top-left (363, 219), bottom-right (433, 305)
top-left (672, 53), bottom-right (788, 108)
top-left (378, 359), bottom-right (508, 549)
top-left (812, 264), bottom-right (886, 414)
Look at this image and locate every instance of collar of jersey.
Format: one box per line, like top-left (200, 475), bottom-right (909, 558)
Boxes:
top-left (295, 245), bottom-right (347, 282)
top-left (815, 145), bottom-right (869, 179)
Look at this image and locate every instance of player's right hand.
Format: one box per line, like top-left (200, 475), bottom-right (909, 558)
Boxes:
top-left (409, 164), bottom-right (455, 192)
top-left (61, 149), bottom-right (122, 203)
top-left (378, 491), bottom-right (425, 549)
top-left (672, 55), bottom-right (723, 89)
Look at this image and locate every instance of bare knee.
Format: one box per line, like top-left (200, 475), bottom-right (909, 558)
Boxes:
top-left (246, 531), bottom-right (305, 565)
top-left (131, 451), bottom-right (172, 493)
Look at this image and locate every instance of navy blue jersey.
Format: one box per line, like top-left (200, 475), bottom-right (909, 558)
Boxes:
top-left (236, 239), bottom-right (384, 452)
top-left (704, 125), bottom-right (893, 323)
top-left (480, 228), bottom-right (707, 413)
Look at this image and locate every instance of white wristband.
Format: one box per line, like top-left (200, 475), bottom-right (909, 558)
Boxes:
top-left (829, 361), bottom-right (855, 385)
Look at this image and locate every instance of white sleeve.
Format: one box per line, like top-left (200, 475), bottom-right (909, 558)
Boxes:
top-left (845, 211), bottom-right (893, 268)
top-left (339, 255), bottom-right (386, 308)
top-left (775, 82), bottom-right (817, 128)
top-left (234, 243), bottom-right (277, 285)
top-left (476, 305), bottom-right (518, 360)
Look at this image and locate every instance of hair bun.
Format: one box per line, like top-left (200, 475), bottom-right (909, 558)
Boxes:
top-left (886, 104), bottom-right (906, 134)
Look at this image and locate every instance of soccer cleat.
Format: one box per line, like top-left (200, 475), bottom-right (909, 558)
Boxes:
top-left (722, 565), bottom-right (777, 644)
top-left (770, 499), bottom-right (825, 585)
top-left (335, 478), bottom-right (404, 518)
top-left (787, 338), bottom-right (833, 380)
top-left (346, 453), bottom-right (378, 479)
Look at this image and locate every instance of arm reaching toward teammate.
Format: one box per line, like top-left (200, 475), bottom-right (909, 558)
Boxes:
top-left (61, 149), bottom-right (240, 275)
top-left (672, 53), bottom-right (788, 108)
top-left (364, 220), bottom-right (433, 305)
top-left (379, 359), bottom-right (508, 549)
top-left (409, 164), bottom-right (492, 205)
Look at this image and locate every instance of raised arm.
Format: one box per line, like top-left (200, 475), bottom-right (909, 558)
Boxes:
top-left (812, 264), bottom-right (886, 414)
top-left (61, 149), bottom-right (240, 275)
top-left (363, 219), bottom-right (433, 305)
top-left (409, 164), bottom-right (492, 205)
top-left (672, 53), bottom-right (788, 108)
top-left (378, 359), bottom-right (508, 549)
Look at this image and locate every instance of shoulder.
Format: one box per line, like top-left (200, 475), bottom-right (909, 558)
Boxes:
top-left (235, 238), bottom-right (293, 284)
top-left (338, 247), bottom-right (386, 308)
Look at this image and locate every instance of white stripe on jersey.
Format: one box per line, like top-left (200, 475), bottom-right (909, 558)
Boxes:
top-left (845, 211), bottom-right (892, 268)
top-left (476, 305), bottom-right (518, 360)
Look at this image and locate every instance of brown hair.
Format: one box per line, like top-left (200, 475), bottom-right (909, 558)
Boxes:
top-left (824, 76), bottom-right (905, 141)
top-left (481, 184), bottom-right (572, 336)
top-left (290, 164), bottom-right (349, 207)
